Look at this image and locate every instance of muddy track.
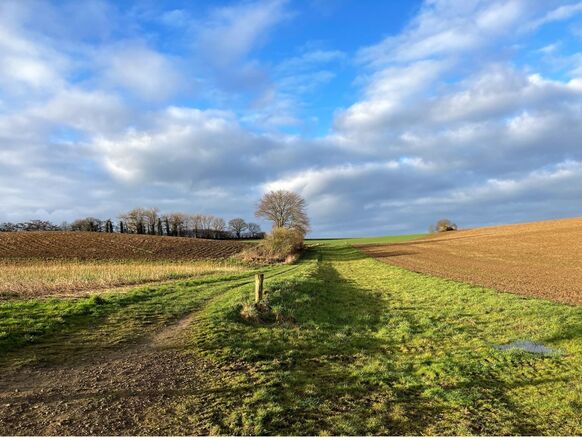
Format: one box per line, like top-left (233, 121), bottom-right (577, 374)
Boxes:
top-left (0, 264), bottom-right (300, 435)
top-left (0, 311), bottom-right (214, 435)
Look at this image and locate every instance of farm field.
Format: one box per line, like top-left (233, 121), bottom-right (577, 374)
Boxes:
top-left (0, 233), bottom-right (580, 435)
top-left (0, 231), bottom-right (247, 261)
top-left (0, 259), bottom-right (244, 299)
top-left (0, 232), bottom-right (249, 299)
top-left (360, 217), bottom-right (582, 305)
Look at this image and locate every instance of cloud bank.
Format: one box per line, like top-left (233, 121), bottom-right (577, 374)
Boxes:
top-left (1, 0), bottom-right (581, 236)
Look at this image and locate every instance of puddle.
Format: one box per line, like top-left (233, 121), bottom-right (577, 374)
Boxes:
top-left (494, 340), bottom-right (559, 355)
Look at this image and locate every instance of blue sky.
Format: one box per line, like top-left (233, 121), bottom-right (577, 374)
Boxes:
top-left (1, 0), bottom-right (582, 236)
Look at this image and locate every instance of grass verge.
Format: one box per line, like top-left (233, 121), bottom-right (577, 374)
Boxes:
top-left (170, 246), bottom-right (581, 435)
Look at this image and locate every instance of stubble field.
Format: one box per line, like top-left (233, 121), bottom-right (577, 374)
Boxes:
top-left (0, 232), bottom-right (249, 298)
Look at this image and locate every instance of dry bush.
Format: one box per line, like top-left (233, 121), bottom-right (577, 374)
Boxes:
top-left (239, 227), bottom-right (304, 263)
top-left (430, 219), bottom-right (458, 233)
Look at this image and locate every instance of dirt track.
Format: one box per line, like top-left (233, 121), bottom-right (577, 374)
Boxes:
top-left (0, 307), bottom-right (227, 435)
top-left (361, 217), bottom-right (582, 305)
top-left (0, 232), bottom-right (247, 260)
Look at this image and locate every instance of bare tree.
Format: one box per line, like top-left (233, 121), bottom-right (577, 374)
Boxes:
top-left (167, 213), bottom-right (188, 236)
top-left (256, 190), bottom-right (310, 234)
top-left (200, 215), bottom-right (214, 238)
top-left (120, 208), bottom-right (147, 234)
top-left (1, 220), bottom-right (61, 232)
top-left (190, 214), bottom-right (203, 238)
top-left (71, 217), bottom-right (103, 232)
top-left (211, 216), bottom-right (226, 239)
top-left (143, 208), bottom-right (160, 235)
top-left (228, 218), bottom-right (247, 239)
top-left (247, 222), bottom-right (261, 237)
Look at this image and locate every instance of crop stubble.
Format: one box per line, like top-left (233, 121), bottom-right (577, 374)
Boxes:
top-left (0, 232), bottom-right (249, 298)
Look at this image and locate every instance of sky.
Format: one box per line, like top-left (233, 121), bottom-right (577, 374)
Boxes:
top-left (1, 0), bottom-right (582, 237)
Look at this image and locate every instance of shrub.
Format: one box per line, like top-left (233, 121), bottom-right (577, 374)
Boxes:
top-left (430, 219), bottom-right (458, 233)
top-left (240, 227), bottom-right (304, 263)
top-left (261, 227), bottom-right (304, 259)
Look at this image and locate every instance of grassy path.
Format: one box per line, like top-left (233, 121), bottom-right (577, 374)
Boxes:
top-left (178, 245), bottom-right (581, 435)
top-left (0, 243), bottom-right (580, 435)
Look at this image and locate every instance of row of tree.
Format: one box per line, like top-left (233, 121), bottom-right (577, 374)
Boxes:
top-left (1, 209), bottom-right (264, 240)
top-left (0, 220), bottom-right (61, 232)
top-left (1, 190), bottom-right (312, 239)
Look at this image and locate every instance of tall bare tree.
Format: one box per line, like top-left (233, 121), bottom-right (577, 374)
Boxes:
top-left (143, 208), bottom-right (160, 235)
top-left (228, 218), bottom-right (247, 239)
top-left (211, 217), bottom-right (226, 238)
top-left (247, 222), bottom-right (261, 237)
top-left (190, 214), bottom-right (203, 238)
top-left (256, 190), bottom-right (310, 234)
top-left (120, 208), bottom-right (147, 234)
top-left (167, 213), bottom-right (188, 236)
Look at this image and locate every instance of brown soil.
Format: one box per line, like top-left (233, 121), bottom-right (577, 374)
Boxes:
top-left (0, 310), bottom-right (234, 435)
top-left (361, 217), bottom-right (582, 305)
top-left (0, 232), bottom-right (248, 260)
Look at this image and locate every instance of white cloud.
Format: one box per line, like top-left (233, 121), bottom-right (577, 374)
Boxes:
top-left (0, 19), bottom-right (68, 93)
top-left (1, 0), bottom-right (582, 236)
top-left (530, 1), bottom-right (582, 29)
top-left (358, 0), bottom-right (533, 66)
top-left (101, 43), bottom-right (183, 100)
top-left (90, 106), bottom-right (272, 185)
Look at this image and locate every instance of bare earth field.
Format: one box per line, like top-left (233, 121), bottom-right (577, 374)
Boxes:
top-left (361, 217), bottom-right (582, 305)
top-left (0, 231), bottom-right (248, 261)
top-left (0, 232), bottom-right (248, 298)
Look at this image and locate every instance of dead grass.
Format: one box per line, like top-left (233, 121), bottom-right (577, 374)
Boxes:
top-left (0, 259), bottom-right (244, 298)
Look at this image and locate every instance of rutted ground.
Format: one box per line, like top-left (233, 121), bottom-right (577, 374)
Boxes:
top-left (0, 243), bottom-right (580, 435)
top-left (0, 231), bottom-right (248, 261)
top-left (361, 217), bottom-right (582, 305)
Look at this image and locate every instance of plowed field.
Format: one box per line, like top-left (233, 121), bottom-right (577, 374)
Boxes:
top-left (361, 217), bottom-right (582, 305)
top-left (0, 231), bottom-right (248, 261)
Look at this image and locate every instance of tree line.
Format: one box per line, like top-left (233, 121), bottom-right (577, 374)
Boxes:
top-left (0, 208), bottom-right (264, 240)
top-left (1, 190), bottom-right (311, 240)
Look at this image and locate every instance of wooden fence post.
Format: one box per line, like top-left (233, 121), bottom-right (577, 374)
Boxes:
top-left (255, 273), bottom-right (264, 303)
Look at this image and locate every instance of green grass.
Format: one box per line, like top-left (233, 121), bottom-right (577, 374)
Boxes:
top-left (1, 242), bottom-right (580, 435)
top-left (179, 246), bottom-right (581, 435)
top-left (307, 233), bottom-right (426, 246)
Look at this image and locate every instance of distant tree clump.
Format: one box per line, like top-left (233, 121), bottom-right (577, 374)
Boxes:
top-left (430, 219), bottom-right (458, 233)
top-left (0, 220), bottom-right (60, 232)
top-left (71, 217), bottom-right (104, 232)
top-left (255, 190), bottom-right (310, 235)
top-left (228, 218), bottom-right (248, 239)
top-left (247, 222), bottom-right (262, 238)
top-left (3, 207), bottom-right (264, 240)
